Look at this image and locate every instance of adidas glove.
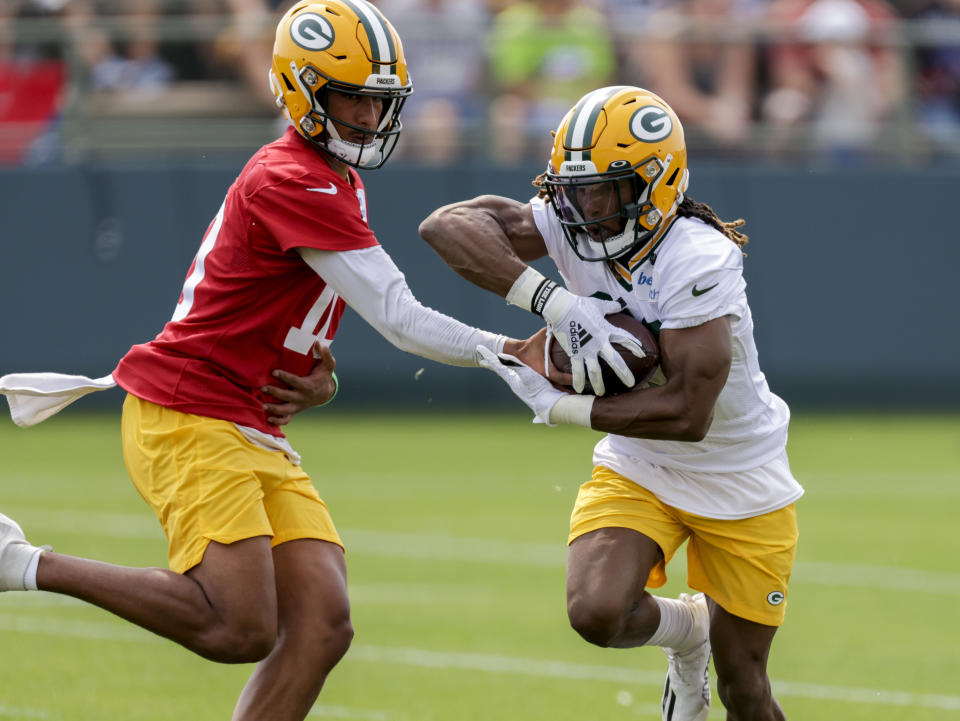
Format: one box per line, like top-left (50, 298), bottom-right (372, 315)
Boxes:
top-left (476, 346), bottom-right (565, 425)
top-left (542, 288), bottom-right (646, 396)
top-left (477, 346), bottom-right (594, 428)
top-left (506, 268), bottom-right (645, 396)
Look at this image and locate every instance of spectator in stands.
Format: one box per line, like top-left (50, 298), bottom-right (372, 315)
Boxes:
top-left (82, 0), bottom-right (174, 92)
top-left (376, 0), bottom-right (489, 164)
top-left (761, 0), bottom-right (904, 164)
top-left (0, 0), bottom-right (68, 165)
top-left (907, 0), bottom-right (960, 156)
top-left (603, 0), bottom-right (663, 26)
top-left (625, 0), bottom-right (763, 154)
top-left (487, 0), bottom-right (616, 165)
top-left (209, 0), bottom-right (284, 110)
top-left (63, 0), bottom-right (282, 143)
top-left (70, 0), bottom-right (268, 97)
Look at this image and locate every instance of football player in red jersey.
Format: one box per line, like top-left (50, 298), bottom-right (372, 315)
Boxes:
top-left (0, 3), bottom-right (647, 720)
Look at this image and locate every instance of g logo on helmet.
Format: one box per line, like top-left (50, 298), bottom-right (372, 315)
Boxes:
top-left (629, 106), bottom-right (673, 143)
top-left (290, 13), bottom-right (335, 51)
top-left (766, 590), bottom-right (785, 606)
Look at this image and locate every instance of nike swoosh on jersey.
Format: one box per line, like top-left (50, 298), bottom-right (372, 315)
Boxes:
top-left (306, 184), bottom-right (338, 195)
top-left (691, 282), bottom-right (719, 296)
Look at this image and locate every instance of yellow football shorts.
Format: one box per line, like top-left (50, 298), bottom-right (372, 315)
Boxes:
top-left (569, 465), bottom-right (797, 626)
top-left (121, 394), bottom-right (342, 574)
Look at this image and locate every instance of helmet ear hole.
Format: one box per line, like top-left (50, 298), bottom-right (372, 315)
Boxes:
top-left (627, 170), bottom-right (646, 195)
top-left (313, 85), bottom-right (329, 112)
top-left (272, 0), bottom-right (412, 168)
top-left (547, 86), bottom-right (687, 261)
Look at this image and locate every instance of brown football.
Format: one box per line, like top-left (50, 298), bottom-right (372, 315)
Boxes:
top-left (549, 312), bottom-right (660, 397)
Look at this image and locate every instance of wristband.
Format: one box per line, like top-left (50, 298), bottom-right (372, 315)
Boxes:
top-left (531, 279), bottom-right (558, 316)
top-left (505, 267), bottom-right (560, 317)
top-left (548, 394), bottom-right (594, 428)
top-left (318, 371), bottom-right (339, 407)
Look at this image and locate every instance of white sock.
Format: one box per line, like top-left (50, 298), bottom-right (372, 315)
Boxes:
top-left (646, 596), bottom-right (697, 651)
top-left (22, 547), bottom-right (44, 591)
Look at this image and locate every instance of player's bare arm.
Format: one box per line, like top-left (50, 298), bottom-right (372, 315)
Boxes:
top-left (478, 316), bottom-right (731, 432)
top-left (419, 195), bottom-right (547, 296)
top-left (262, 342), bottom-right (338, 425)
top-left (591, 317), bottom-right (733, 441)
top-left (422, 196), bottom-right (644, 396)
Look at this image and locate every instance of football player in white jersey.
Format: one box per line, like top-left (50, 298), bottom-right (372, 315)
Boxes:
top-left (420, 86), bottom-right (803, 721)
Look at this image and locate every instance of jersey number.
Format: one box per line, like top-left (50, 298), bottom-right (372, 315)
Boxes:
top-left (171, 199), bottom-right (339, 356)
top-left (283, 285), bottom-right (338, 355)
top-left (172, 201), bottom-right (225, 323)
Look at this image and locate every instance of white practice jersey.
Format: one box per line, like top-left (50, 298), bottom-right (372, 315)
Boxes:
top-left (531, 196), bottom-right (803, 519)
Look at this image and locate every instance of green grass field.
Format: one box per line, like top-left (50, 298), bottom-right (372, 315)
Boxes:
top-left (1, 409), bottom-right (958, 721)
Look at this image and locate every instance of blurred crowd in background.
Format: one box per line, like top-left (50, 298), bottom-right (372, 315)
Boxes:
top-left (2, 0), bottom-right (960, 167)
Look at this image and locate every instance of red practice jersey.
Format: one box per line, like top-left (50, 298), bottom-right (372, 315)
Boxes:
top-left (114, 128), bottom-right (377, 435)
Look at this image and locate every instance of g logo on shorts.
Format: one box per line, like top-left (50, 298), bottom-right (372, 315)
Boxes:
top-left (290, 13), bottom-right (335, 51)
top-left (629, 106), bottom-right (673, 143)
top-left (767, 590), bottom-right (785, 606)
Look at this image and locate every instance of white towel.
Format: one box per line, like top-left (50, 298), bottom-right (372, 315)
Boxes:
top-left (0, 372), bottom-right (117, 427)
top-left (0, 371), bottom-right (302, 466)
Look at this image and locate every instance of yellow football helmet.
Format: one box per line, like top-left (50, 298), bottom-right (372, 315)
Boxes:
top-left (269, 0), bottom-right (413, 169)
top-left (542, 86), bottom-right (689, 261)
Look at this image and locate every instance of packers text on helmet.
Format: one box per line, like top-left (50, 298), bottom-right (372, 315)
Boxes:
top-left (269, 0), bottom-right (413, 169)
top-left (542, 86), bottom-right (689, 262)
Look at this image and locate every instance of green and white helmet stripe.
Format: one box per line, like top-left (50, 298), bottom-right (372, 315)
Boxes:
top-left (562, 86), bottom-right (631, 172)
top-left (340, 0), bottom-right (397, 76)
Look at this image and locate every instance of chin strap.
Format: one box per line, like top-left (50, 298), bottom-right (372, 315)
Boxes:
top-left (325, 135), bottom-right (384, 168)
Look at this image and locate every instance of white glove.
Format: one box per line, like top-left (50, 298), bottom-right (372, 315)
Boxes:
top-left (541, 286), bottom-right (645, 396)
top-left (476, 345), bottom-right (565, 425)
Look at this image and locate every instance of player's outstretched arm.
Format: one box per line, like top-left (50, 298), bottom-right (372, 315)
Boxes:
top-left (420, 196), bottom-right (645, 396)
top-left (296, 245), bottom-right (553, 374)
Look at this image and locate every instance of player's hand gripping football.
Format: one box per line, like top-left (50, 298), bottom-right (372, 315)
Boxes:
top-left (541, 288), bottom-right (646, 396)
top-left (262, 342), bottom-right (337, 425)
top-left (476, 345), bottom-right (568, 425)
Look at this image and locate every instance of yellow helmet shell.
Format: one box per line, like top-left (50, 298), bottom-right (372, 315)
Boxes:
top-left (269, 0), bottom-right (412, 159)
top-left (548, 86), bottom-right (689, 259)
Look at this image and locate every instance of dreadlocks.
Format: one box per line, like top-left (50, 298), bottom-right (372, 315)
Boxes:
top-left (678, 196), bottom-right (749, 251)
top-left (533, 170), bottom-right (549, 198)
